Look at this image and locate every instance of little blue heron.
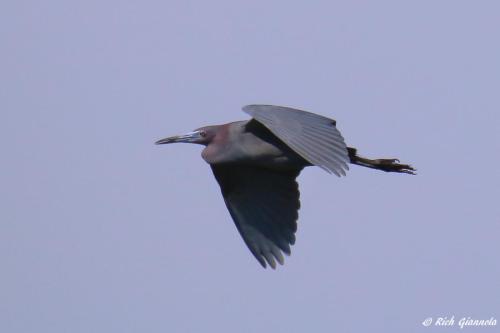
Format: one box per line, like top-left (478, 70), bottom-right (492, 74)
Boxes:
top-left (156, 105), bottom-right (415, 269)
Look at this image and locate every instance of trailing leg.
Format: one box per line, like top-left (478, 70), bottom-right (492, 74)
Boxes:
top-left (347, 147), bottom-right (416, 175)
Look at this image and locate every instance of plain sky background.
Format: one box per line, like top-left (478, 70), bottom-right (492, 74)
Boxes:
top-left (1, 1), bottom-right (499, 332)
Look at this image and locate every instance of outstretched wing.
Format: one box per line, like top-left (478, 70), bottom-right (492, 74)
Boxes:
top-left (211, 164), bottom-right (301, 269)
top-left (243, 104), bottom-right (349, 176)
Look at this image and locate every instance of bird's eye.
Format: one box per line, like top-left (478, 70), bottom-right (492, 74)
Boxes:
top-left (199, 131), bottom-right (207, 138)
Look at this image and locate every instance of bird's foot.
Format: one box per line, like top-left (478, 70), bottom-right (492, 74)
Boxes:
top-left (372, 158), bottom-right (416, 175)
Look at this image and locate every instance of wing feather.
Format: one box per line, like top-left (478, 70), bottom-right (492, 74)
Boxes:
top-left (211, 164), bottom-right (300, 268)
top-left (243, 105), bottom-right (349, 176)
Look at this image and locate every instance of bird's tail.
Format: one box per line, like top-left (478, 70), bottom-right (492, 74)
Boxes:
top-left (347, 147), bottom-right (416, 175)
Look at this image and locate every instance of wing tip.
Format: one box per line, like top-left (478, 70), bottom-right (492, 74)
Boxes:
top-left (322, 163), bottom-right (350, 177)
top-left (254, 248), bottom-right (289, 269)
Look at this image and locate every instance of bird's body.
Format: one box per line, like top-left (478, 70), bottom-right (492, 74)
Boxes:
top-left (156, 105), bottom-right (415, 269)
top-left (200, 120), bottom-right (309, 170)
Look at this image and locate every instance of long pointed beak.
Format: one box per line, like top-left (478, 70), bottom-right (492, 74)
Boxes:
top-left (155, 131), bottom-right (202, 145)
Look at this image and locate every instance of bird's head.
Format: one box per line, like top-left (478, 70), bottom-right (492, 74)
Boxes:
top-left (155, 126), bottom-right (218, 146)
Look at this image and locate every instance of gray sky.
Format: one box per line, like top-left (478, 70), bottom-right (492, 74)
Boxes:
top-left (1, 1), bottom-right (499, 332)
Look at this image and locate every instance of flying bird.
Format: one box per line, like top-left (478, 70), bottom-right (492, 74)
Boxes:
top-left (156, 105), bottom-right (415, 268)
